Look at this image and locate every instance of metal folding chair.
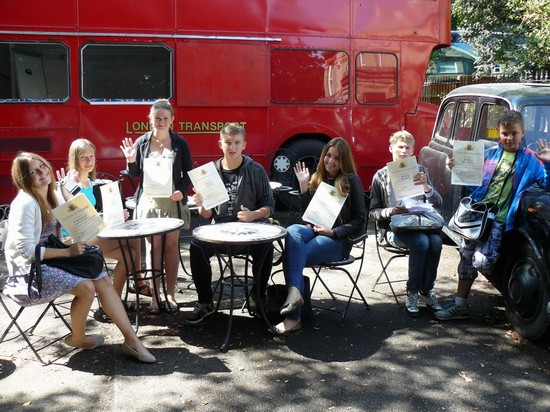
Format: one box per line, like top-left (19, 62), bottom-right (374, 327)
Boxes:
top-left (308, 192), bottom-right (371, 323)
top-left (0, 210), bottom-right (72, 364)
top-left (371, 224), bottom-right (409, 306)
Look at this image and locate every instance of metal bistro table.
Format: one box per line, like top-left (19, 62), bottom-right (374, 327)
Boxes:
top-left (98, 218), bottom-right (184, 331)
top-left (192, 222), bottom-right (287, 352)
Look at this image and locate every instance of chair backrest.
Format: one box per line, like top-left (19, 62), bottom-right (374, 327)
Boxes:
top-left (347, 191), bottom-right (371, 247)
top-left (0, 204), bottom-right (10, 255)
top-left (0, 220), bottom-right (7, 251)
top-left (1, 210), bottom-right (9, 289)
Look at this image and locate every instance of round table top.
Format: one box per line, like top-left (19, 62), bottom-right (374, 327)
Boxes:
top-left (97, 218), bottom-right (184, 240)
top-left (193, 222), bottom-right (286, 245)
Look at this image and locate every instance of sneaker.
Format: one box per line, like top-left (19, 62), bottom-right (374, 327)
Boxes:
top-left (420, 290), bottom-right (442, 311)
top-left (185, 302), bottom-right (215, 325)
top-left (405, 291), bottom-right (420, 317)
top-left (434, 302), bottom-right (469, 321)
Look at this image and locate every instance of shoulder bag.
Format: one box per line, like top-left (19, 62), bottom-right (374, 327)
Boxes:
top-left (449, 152), bottom-right (516, 242)
top-left (448, 197), bottom-right (498, 242)
top-left (390, 209), bottom-right (444, 232)
top-left (28, 234), bottom-right (105, 297)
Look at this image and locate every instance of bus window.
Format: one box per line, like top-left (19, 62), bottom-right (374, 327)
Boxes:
top-left (0, 42), bottom-right (68, 102)
top-left (271, 49), bottom-right (349, 104)
top-left (477, 104), bottom-right (506, 143)
top-left (355, 52), bottom-right (397, 105)
top-left (81, 44), bottom-right (172, 103)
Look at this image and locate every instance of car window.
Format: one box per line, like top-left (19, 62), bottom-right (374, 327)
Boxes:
top-left (436, 102), bottom-right (455, 140)
top-left (455, 101), bottom-right (475, 141)
top-left (521, 105), bottom-right (550, 150)
top-left (477, 104), bottom-right (507, 143)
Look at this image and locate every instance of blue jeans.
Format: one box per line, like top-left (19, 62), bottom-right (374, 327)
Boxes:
top-left (283, 224), bottom-right (345, 320)
top-left (388, 230), bottom-right (442, 294)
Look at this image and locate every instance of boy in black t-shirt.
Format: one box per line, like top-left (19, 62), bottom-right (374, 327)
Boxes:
top-left (186, 123), bottom-right (275, 324)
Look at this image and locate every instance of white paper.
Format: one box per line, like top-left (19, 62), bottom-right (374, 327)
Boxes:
top-left (387, 156), bottom-right (424, 200)
top-left (302, 182), bottom-right (348, 228)
top-left (452, 141), bottom-right (484, 186)
top-left (401, 198), bottom-right (434, 213)
top-left (52, 193), bottom-right (106, 243)
top-left (142, 157), bottom-right (173, 197)
top-left (99, 181), bottom-right (125, 227)
top-left (188, 162), bottom-right (229, 210)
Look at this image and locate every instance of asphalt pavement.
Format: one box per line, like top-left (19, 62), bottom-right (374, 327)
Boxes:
top-left (1, 224), bottom-right (549, 412)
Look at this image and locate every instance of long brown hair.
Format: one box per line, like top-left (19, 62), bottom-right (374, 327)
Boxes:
top-left (68, 138), bottom-right (97, 180)
top-left (11, 152), bottom-right (59, 226)
top-left (309, 137), bottom-right (357, 195)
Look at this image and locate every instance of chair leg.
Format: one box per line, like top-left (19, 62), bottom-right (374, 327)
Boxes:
top-left (310, 266), bottom-right (369, 324)
top-left (372, 255), bottom-right (406, 306)
top-left (310, 267), bottom-right (338, 301)
top-left (1, 297), bottom-right (72, 364)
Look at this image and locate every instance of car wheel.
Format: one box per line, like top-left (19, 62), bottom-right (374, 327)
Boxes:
top-left (270, 139), bottom-right (326, 210)
top-left (504, 240), bottom-right (550, 341)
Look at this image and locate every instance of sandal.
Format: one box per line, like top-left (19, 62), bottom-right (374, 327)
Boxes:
top-left (146, 305), bottom-right (161, 315)
top-left (94, 307), bottom-right (112, 323)
top-left (128, 283), bottom-right (152, 297)
top-left (161, 300), bottom-right (179, 313)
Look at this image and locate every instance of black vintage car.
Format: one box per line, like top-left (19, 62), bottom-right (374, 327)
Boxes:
top-left (419, 83), bottom-right (550, 341)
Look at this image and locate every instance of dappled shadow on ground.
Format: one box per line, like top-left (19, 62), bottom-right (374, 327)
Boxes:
top-left (0, 358), bottom-right (16, 380)
top-left (65, 343), bottom-right (230, 376)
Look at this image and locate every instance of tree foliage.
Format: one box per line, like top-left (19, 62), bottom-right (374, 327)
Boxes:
top-left (453, 0), bottom-right (550, 75)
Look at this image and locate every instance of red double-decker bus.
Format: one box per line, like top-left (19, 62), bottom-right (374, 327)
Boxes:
top-left (0, 0), bottom-right (450, 204)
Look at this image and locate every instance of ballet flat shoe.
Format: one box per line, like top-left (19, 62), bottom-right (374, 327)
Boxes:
top-left (280, 296), bottom-right (304, 316)
top-left (273, 321), bottom-right (303, 334)
top-left (121, 342), bottom-right (156, 364)
top-left (64, 334), bottom-right (105, 349)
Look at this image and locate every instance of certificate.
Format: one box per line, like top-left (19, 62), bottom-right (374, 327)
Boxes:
top-left (52, 193), bottom-right (106, 243)
top-left (99, 181), bottom-right (125, 227)
top-left (188, 162), bottom-right (229, 210)
top-left (452, 141), bottom-right (484, 186)
top-left (302, 182), bottom-right (348, 228)
top-left (142, 157), bottom-right (173, 197)
top-left (387, 156), bottom-right (424, 200)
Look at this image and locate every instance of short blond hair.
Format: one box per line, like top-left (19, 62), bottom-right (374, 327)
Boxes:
top-left (389, 130), bottom-right (415, 146)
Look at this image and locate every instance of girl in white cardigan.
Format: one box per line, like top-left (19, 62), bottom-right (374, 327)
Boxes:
top-left (3, 152), bottom-right (155, 363)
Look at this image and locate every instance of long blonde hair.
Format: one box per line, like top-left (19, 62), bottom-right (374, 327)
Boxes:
top-left (11, 152), bottom-right (59, 226)
top-left (68, 138), bottom-right (97, 180)
top-left (309, 137), bottom-right (356, 196)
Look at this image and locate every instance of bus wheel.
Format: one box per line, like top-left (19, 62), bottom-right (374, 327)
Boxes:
top-left (270, 139), bottom-right (325, 210)
top-left (504, 240), bottom-right (550, 342)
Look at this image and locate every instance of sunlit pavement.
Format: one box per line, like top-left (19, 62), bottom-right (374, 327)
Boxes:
top-left (1, 226), bottom-right (549, 411)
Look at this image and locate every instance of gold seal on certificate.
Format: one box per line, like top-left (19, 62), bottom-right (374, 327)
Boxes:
top-left (52, 193), bottom-right (105, 243)
top-left (452, 141), bottom-right (484, 186)
top-left (387, 156), bottom-right (424, 200)
top-left (188, 162), bottom-right (230, 210)
top-left (302, 182), bottom-right (348, 228)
